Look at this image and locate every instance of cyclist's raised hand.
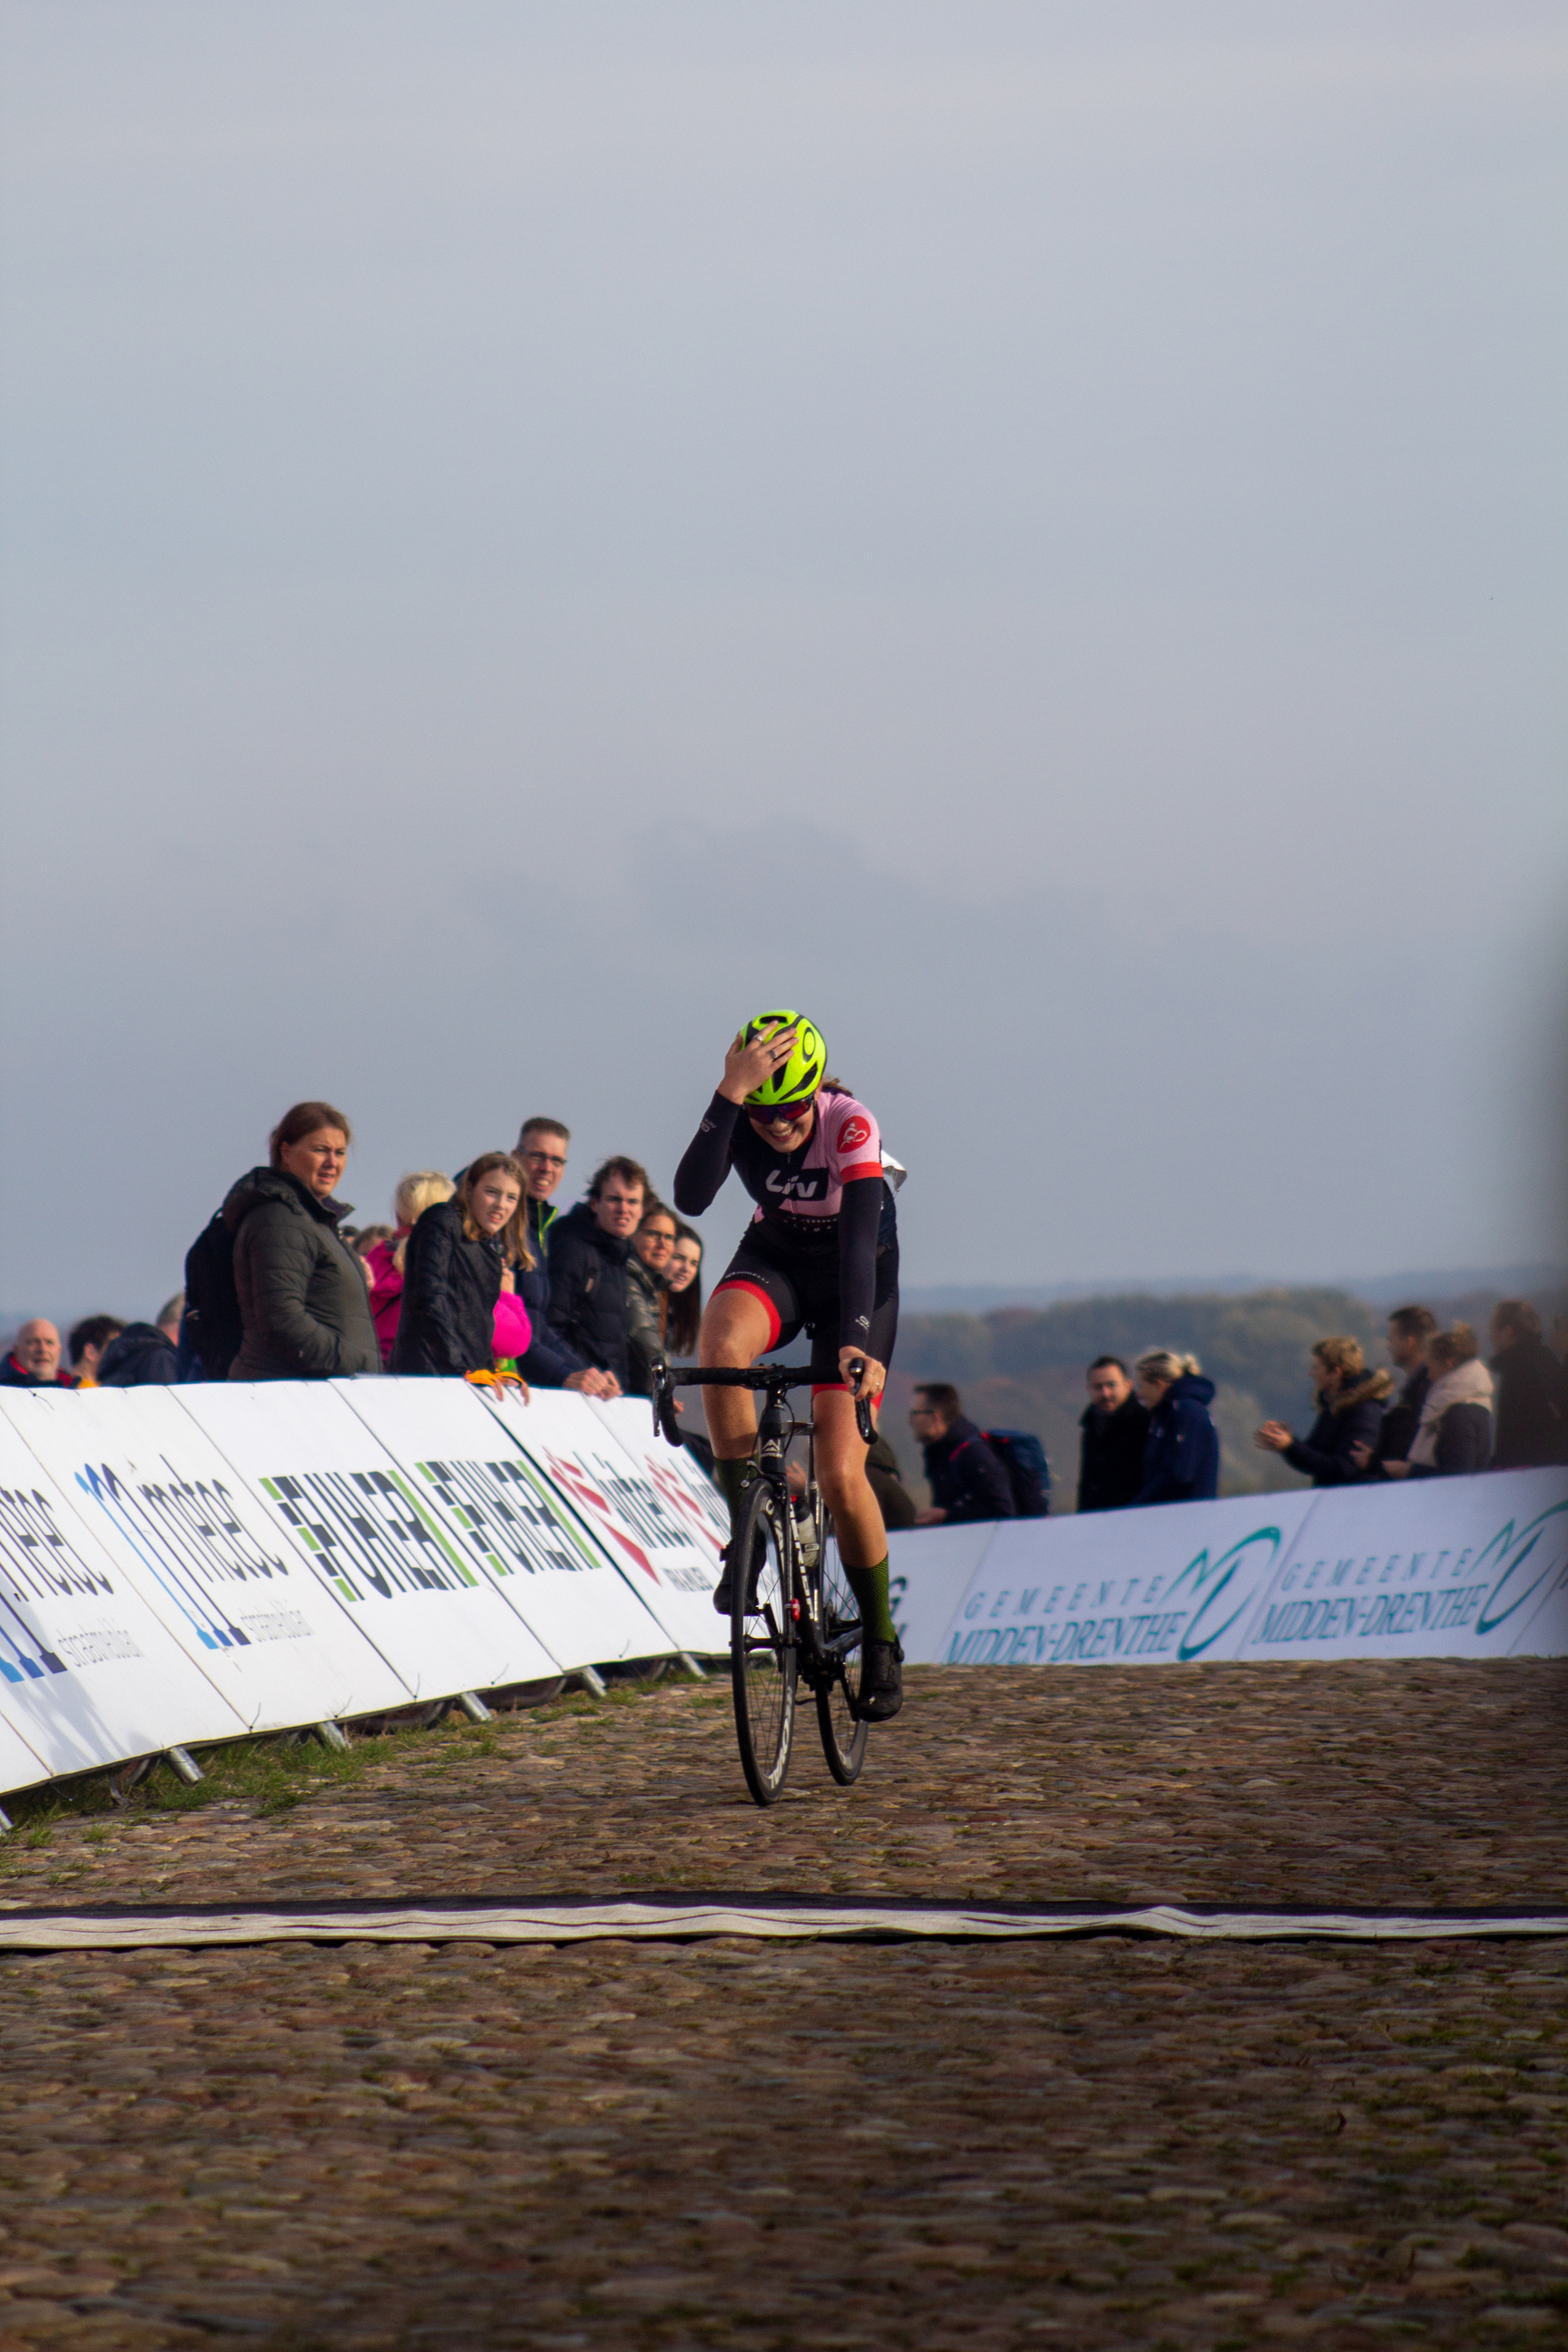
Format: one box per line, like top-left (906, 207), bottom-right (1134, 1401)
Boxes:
top-left (838, 1348), bottom-right (886, 1403)
top-left (720, 1019), bottom-right (799, 1106)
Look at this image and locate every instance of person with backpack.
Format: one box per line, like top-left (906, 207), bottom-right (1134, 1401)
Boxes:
top-left (908, 1383), bottom-right (1018, 1526)
top-left (220, 1101), bottom-right (381, 1381)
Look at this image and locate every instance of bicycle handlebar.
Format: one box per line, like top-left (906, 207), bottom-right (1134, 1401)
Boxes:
top-left (651, 1357), bottom-right (876, 1447)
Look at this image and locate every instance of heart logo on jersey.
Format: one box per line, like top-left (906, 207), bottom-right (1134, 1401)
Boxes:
top-left (838, 1116), bottom-right (870, 1151)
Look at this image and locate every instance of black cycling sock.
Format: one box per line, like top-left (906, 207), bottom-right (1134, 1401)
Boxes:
top-left (712, 1455), bottom-right (753, 1534)
top-left (842, 1554), bottom-right (897, 1646)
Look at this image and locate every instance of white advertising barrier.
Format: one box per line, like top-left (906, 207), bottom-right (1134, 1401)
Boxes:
top-left (899, 1471), bottom-right (1568, 1668)
top-left (1234, 1468), bottom-right (1568, 1662)
top-left (0, 1395), bottom-right (248, 1777)
top-left (339, 1379), bottom-right (672, 1671)
top-left (481, 1388), bottom-right (727, 1657)
top-left (926, 1490), bottom-right (1323, 1667)
top-left (887, 1522), bottom-right (1001, 1663)
top-left (175, 1384), bottom-right (558, 1699)
top-left (6, 1385), bottom-right (408, 1730)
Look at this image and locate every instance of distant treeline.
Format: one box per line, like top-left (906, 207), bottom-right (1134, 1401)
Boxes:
top-left (885, 1287), bottom-right (1384, 1510)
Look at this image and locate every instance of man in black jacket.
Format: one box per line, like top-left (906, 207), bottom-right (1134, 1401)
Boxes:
top-left (545, 1156), bottom-right (649, 1395)
top-left (1077, 1356), bottom-right (1151, 1513)
top-left (1489, 1300), bottom-right (1568, 1468)
top-left (1367, 1305), bottom-right (1436, 1473)
top-left (909, 1383), bottom-right (1016, 1526)
top-left (96, 1295), bottom-right (182, 1386)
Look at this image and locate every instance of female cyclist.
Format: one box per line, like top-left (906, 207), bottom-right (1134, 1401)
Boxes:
top-left (672, 1011), bottom-right (904, 1721)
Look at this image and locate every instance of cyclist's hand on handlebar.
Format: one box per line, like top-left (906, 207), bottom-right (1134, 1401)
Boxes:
top-left (838, 1348), bottom-right (885, 1404)
top-left (720, 1019), bottom-right (799, 1106)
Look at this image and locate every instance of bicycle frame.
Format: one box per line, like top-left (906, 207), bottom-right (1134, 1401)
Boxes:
top-left (651, 1358), bottom-right (869, 1690)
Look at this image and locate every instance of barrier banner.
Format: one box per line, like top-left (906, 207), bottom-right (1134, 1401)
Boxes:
top-left (902, 1472), bottom-right (1568, 1668)
top-left (7, 1386), bottom-right (409, 1730)
top-left (338, 1380), bottom-right (672, 1671)
top-left (922, 1491), bottom-right (1323, 1667)
top-left (176, 1384), bottom-right (558, 1699)
top-left (482, 1390), bottom-right (725, 1655)
top-left (1236, 1469), bottom-right (1568, 1661)
top-left (0, 1396), bottom-right (247, 1776)
top-left (887, 1523), bottom-right (999, 1662)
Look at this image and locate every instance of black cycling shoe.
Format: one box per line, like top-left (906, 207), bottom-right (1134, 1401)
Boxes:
top-left (856, 1639), bottom-right (905, 1722)
top-left (711, 1542), bottom-right (763, 1618)
top-left (711, 1544), bottom-right (736, 1618)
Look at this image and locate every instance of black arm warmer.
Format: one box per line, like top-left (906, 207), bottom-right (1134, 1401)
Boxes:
top-left (836, 1175), bottom-right (883, 1355)
top-left (673, 1091), bottom-right (740, 1216)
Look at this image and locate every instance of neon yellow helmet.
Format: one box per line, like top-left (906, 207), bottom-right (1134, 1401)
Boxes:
top-left (740, 1008), bottom-right (827, 1109)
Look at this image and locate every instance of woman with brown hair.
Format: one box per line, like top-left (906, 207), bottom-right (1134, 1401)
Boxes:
top-left (390, 1152), bottom-right (531, 1382)
top-left (1255, 1336), bottom-right (1393, 1486)
top-left (663, 1220), bottom-right (704, 1361)
top-left (222, 1101), bottom-right (381, 1380)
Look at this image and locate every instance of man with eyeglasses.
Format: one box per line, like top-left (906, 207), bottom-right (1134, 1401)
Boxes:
top-left (515, 1118), bottom-right (571, 1262)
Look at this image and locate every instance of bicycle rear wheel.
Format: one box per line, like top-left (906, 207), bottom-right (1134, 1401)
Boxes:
top-left (814, 1516), bottom-right (869, 1785)
top-left (730, 1476), bottom-right (797, 1808)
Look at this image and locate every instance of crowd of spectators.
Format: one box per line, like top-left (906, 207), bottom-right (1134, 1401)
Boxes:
top-left (1, 1098), bottom-right (708, 1415)
top-left (5, 1094), bottom-right (1566, 1525)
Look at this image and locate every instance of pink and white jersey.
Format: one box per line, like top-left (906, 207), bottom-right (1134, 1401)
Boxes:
top-left (730, 1091), bottom-right (884, 1225)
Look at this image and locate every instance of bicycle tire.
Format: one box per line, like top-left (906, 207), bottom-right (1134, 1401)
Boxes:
top-left (814, 1515), bottom-right (868, 1785)
top-left (730, 1476), bottom-right (797, 1808)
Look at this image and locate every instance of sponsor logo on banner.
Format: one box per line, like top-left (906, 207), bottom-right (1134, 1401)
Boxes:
top-left (542, 1450), bottom-right (713, 1593)
top-left (411, 1455), bottom-right (605, 1582)
top-left (0, 1479), bottom-right (127, 1680)
top-left (946, 1524), bottom-right (1286, 1666)
top-left (73, 1460), bottom-right (306, 1652)
top-left (1249, 1496), bottom-right (1568, 1652)
top-left (256, 1467), bottom-right (481, 1604)
top-left (1475, 1500), bottom-right (1568, 1636)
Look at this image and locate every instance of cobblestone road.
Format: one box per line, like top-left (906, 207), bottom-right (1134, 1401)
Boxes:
top-left (0, 1661), bottom-right (1563, 2348)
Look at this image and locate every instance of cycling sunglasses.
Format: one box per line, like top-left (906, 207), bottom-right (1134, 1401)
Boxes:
top-left (746, 1095), bottom-right (818, 1127)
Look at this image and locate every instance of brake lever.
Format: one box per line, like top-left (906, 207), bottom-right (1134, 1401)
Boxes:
top-left (848, 1357), bottom-right (875, 1446)
top-left (650, 1359), bottom-right (684, 1449)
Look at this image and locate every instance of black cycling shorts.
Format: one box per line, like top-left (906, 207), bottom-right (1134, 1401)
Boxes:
top-left (714, 1220), bottom-right (899, 1390)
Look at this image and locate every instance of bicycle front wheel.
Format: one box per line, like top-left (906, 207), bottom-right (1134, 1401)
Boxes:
top-left (814, 1517), bottom-right (869, 1785)
top-left (730, 1477), bottom-right (798, 1808)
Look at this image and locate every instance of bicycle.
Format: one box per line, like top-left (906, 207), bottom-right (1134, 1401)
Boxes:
top-left (651, 1357), bottom-right (876, 1808)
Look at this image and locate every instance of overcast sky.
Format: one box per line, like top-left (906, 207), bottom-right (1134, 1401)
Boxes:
top-left (2, 0), bottom-right (1563, 1322)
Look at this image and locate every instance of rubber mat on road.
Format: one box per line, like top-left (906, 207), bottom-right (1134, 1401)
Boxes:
top-left (0, 1896), bottom-right (1563, 1950)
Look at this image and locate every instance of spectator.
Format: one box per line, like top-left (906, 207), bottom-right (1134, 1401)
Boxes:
top-left (1077, 1356), bottom-right (1151, 1513)
top-left (627, 1198), bottom-right (678, 1395)
top-left (0, 1319), bottom-right (72, 1388)
top-left (1488, 1300), bottom-right (1568, 1469)
top-left (546, 1156), bottom-right (649, 1396)
top-left (908, 1383), bottom-right (1016, 1526)
top-left (96, 1294), bottom-right (184, 1387)
top-left (366, 1172), bottom-right (455, 1367)
top-left (1254, 1337), bottom-right (1393, 1486)
top-left (515, 1118), bottom-right (571, 1261)
top-left (664, 1222), bottom-right (704, 1361)
top-left (1377, 1324), bottom-right (1493, 1479)
top-left (67, 1315), bottom-right (125, 1386)
top-left (1369, 1305), bottom-right (1437, 1470)
top-left (352, 1223), bottom-right (393, 1264)
top-left (1132, 1350), bottom-right (1220, 1505)
top-left (223, 1101), bottom-right (381, 1381)
top-left (866, 1418), bottom-right (917, 1532)
top-left (391, 1153), bottom-right (529, 1381)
